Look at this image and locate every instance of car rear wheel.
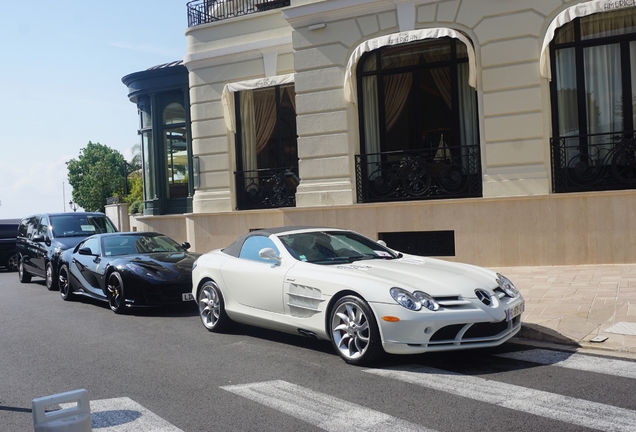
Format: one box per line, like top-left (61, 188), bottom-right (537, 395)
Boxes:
top-left (107, 272), bottom-right (126, 314)
top-left (18, 258), bottom-right (31, 283)
top-left (58, 265), bottom-right (73, 301)
top-left (45, 262), bottom-right (58, 291)
top-left (330, 295), bottom-right (384, 365)
top-left (198, 281), bottom-right (231, 332)
top-left (7, 253), bottom-right (19, 272)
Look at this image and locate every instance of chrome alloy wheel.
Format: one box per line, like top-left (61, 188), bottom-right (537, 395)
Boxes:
top-left (199, 283), bottom-right (222, 330)
top-left (331, 300), bottom-right (371, 361)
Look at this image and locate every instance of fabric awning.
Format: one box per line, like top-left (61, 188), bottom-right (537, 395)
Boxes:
top-left (343, 28), bottom-right (477, 103)
top-left (221, 73), bottom-right (295, 132)
top-left (540, 0), bottom-right (634, 80)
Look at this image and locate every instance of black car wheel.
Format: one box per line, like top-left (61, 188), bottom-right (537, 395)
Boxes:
top-left (45, 262), bottom-right (58, 291)
top-left (18, 258), bottom-right (31, 283)
top-left (107, 272), bottom-right (126, 314)
top-left (58, 265), bottom-right (73, 301)
top-left (329, 295), bottom-right (384, 366)
top-left (198, 281), bottom-right (231, 332)
top-left (7, 253), bottom-right (19, 272)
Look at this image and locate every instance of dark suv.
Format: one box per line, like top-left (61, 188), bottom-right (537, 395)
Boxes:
top-left (17, 213), bottom-right (118, 290)
top-left (0, 219), bottom-right (20, 271)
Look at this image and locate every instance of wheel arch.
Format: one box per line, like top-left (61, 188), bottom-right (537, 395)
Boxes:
top-left (195, 277), bottom-right (217, 303)
top-left (324, 289), bottom-right (374, 341)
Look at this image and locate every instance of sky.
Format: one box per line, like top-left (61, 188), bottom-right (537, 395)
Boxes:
top-left (0, 1), bottom-right (189, 219)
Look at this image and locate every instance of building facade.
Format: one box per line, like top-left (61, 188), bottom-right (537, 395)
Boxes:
top-left (126, 0), bottom-right (636, 267)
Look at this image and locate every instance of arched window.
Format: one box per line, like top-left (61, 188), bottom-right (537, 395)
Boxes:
top-left (549, 7), bottom-right (636, 192)
top-left (355, 37), bottom-right (481, 202)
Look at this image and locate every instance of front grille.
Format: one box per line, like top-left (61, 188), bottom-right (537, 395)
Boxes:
top-left (429, 318), bottom-right (517, 344)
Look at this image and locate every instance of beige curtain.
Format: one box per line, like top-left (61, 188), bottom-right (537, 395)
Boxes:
top-left (240, 89), bottom-right (276, 172)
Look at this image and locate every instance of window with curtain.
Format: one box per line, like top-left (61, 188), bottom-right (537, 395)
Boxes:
top-left (550, 8), bottom-right (636, 192)
top-left (234, 84), bottom-right (299, 209)
top-left (356, 37), bottom-right (480, 202)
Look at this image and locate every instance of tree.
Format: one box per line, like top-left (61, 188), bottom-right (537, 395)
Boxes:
top-left (66, 142), bottom-right (126, 212)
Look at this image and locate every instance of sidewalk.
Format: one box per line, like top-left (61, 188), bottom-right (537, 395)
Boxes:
top-left (491, 264), bottom-right (636, 358)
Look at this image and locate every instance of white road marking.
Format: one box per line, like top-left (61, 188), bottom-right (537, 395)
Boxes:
top-left (61, 397), bottom-right (183, 431)
top-left (221, 380), bottom-right (437, 432)
top-left (365, 366), bottom-right (636, 432)
top-left (494, 349), bottom-right (636, 379)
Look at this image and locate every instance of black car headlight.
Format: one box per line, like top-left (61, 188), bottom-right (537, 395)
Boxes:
top-left (126, 263), bottom-right (166, 281)
top-left (496, 273), bottom-right (520, 298)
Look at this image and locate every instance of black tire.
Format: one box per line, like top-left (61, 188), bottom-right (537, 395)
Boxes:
top-left (329, 295), bottom-right (384, 366)
top-left (45, 262), bottom-right (58, 291)
top-left (18, 257), bottom-right (31, 283)
top-left (7, 253), bottom-right (19, 272)
top-left (58, 265), bottom-right (74, 301)
top-left (198, 281), bottom-right (231, 332)
top-left (107, 272), bottom-right (126, 314)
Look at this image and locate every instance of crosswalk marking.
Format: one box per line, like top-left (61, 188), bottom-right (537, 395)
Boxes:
top-left (221, 380), bottom-right (436, 432)
top-left (494, 349), bottom-right (636, 379)
top-left (365, 365), bottom-right (636, 432)
top-left (61, 397), bottom-right (183, 431)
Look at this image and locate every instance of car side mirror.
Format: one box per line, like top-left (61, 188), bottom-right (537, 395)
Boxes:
top-left (182, 242), bottom-right (191, 250)
top-left (78, 247), bottom-right (95, 256)
top-left (33, 234), bottom-right (45, 243)
top-left (259, 248), bottom-right (281, 265)
top-left (377, 240), bottom-right (387, 247)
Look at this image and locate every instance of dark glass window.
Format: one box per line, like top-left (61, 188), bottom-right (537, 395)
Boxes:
top-left (550, 8), bottom-right (636, 192)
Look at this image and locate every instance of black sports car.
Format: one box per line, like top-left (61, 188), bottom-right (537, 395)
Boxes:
top-left (58, 232), bottom-right (200, 313)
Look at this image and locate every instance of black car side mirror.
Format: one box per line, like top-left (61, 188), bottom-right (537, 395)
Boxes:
top-left (33, 234), bottom-right (45, 243)
top-left (182, 242), bottom-right (191, 250)
top-left (78, 247), bottom-right (95, 256)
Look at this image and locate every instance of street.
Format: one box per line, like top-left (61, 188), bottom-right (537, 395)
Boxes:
top-left (1, 270), bottom-right (635, 432)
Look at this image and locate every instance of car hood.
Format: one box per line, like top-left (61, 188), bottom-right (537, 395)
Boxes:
top-left (326, 255), bottom-right (499, 298)
top-left (52, 237), bottom-right (88, 251)
top-left (127, 252), bottom-right (200, 275)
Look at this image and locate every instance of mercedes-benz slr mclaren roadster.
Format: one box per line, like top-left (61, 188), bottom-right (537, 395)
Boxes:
top-left (192, 227), bottom-right (524, 365)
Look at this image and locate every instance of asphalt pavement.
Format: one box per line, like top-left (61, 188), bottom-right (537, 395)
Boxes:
top-left (492, 264), bottom-right (636, 359)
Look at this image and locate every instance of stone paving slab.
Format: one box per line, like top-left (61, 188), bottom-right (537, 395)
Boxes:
top-left (491, 264), bottom-right (636, 355)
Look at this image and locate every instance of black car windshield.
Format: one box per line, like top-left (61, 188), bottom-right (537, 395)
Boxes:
top-left (103, 234), bottom-right (184, 256)
top-left (50, 215), bottom-right (117, 238)
top-left (278, 231), bottom-right (398, 264)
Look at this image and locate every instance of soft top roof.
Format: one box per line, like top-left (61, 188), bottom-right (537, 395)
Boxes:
top-left (222, 226), bottom-right (341, 258)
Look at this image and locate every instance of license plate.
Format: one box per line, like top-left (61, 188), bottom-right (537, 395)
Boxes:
top-left (506, 301), bottom-right (524, 321)
top-left (182, 293), bottom-right (194, 301)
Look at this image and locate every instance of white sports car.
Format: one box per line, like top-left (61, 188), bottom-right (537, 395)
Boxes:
top-left (191, 227), bottom-right (524, 365)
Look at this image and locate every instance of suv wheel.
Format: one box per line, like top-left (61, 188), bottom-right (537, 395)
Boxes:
top-left (46, 262), bottom-right (58, 291)
top-left (18, 258), bottom-right (31, 283)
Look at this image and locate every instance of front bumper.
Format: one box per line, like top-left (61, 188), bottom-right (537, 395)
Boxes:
top-left (370, 296), bottom-right (524, 355)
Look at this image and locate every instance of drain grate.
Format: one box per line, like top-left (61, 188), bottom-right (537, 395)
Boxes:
top-left (603, 322), bottom-right (636, 336)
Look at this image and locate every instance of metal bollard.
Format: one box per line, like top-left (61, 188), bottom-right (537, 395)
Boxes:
top-left (32, 389), bottom-right (92, 432)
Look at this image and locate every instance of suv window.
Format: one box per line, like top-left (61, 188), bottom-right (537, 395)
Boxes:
top-left (50, 214), bottom-right (117, 238)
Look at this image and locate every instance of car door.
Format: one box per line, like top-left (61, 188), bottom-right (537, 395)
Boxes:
top-left (30, 215), bottom-right (50, 277)
top-left (72, 237), bottom-right (105, 297)
top-left (220, 235), bottom-right (288, 314)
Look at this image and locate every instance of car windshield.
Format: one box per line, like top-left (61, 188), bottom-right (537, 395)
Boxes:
top-left (278, 231), bottom-right (398, 264)
top-left (103, 234), bottom-right (184, 256)
top-left (50, 215), bottom-right (117, 238)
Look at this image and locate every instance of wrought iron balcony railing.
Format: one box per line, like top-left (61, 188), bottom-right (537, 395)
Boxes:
top-left (235, 167), bottom-right (299, 210)
top-left (187, 0), bottom-right (290, 26)
top-left (355, 146), bottom-right (482, 203)
top-left (551, 131), bottom-right (636, 193)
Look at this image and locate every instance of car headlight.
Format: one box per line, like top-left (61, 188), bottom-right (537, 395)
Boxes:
top-left (192, 259), bottom-right (198, 271)
top-left (496, 273), bottom-right (519, 298)
top-left (413, 290), bottom-right (440, 311)
top-left (390, 287), bottom-right (421, 310)
top-left (126, 263), bottom-right (166, 281)
top-left (390, 287), bottom-right (439, 311)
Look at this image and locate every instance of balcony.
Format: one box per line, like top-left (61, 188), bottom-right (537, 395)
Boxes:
top-left (187, 0), bottom-right (290, 26)
top-left (235, 167), bottom-right (299, 210)
top-left (551, 131), bottom-right (636, 193)
top-left (355, 147), bottom-right (482, 203)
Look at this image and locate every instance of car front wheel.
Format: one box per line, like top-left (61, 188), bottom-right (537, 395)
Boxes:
top-left (18, 258), bottom-right (31, 283)
top-left (330, 295), bottom-right (384, 365)
top-left (45, 262), bottom-right (58, 291)
top-left (107, 272), bottom-right (126, 314)
top-left (198, 281), bottom-right (231, 332)
top-left (58, 265), bottom-right (73, 301)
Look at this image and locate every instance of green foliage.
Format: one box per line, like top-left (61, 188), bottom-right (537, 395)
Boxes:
top-left (129, 200), bottom-right (144, 215)
top-left (124, 175), bottom-right (144, 214)
top-left (66, 142), bottom-right (126, 213)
